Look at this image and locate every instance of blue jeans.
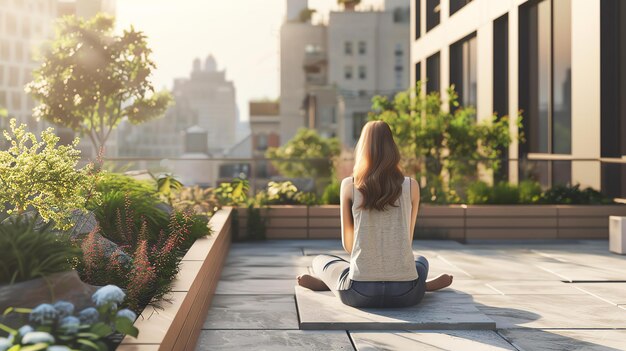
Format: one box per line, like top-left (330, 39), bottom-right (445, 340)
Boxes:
top-left (311, 254), bottom-right (429, 308)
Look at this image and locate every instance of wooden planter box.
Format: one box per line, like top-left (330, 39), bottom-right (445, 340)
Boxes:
top-left (118, 207), bottom-right (233, 351)
top-left (237, 204), bottom-right (626, 241)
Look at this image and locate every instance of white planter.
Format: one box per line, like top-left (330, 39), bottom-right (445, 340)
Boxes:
top-left (609, 216), bottom-right (626, 254)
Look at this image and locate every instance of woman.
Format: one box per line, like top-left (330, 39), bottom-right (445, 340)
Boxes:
top-left (297, 121), bottom-right (453, 308)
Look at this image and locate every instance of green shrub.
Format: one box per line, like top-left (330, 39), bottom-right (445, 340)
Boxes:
top-left (321, 181), bottom-right (341, 205)
top-left (467, 181), bottom-right (491, 204)
top-left (539, 184), bottom-right (613, 205)
top-left (518, 180), bottom-right (542, 204)
top-left (94, 172), bottom-right (156, 199)
top-left (0, 119), bottom-right (96, 229)
top-left (215, 178), bottom-right (249, 206)
top-left (490, 182), bottom-right (519, 204)
top-left (172, 185), bottom-right (220, 217)
top-left (0, 219), bottom-right (80, 285)
top-left (256, 181), bottom-right (316, 205)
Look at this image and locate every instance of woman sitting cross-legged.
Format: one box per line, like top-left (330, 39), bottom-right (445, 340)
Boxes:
top-left (297, 120), bottom-right (453, 308)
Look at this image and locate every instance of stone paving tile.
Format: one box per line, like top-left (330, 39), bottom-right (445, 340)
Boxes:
top-left (498, 329), bottom-right (626, 351)
top-left (224, 255), bottom-right (313, 267)
top-left (484, 280), bottom-right (586, 295)
top-left (474, 294), bottom-right (626, 329)
top-left (195, 330), bottom-right (354, 351)
top-left (443, 280), bottom-right (504, 295)
top-left (533, 261), bottom-right (626, 282)
top-left (228, 245), bottom-right (303, 256)
top-left (215, 279), bottom-right (296, 295)
top-left (434, 250), bottom-right (562, 281)
top-left (571, 283), bottom-right (626, 305)
top-left (296, 286), bottom-right (495, 330)
top-left (219, 265), bottom-right (308, 280)
top-left (203, 295), bottom-right (298, 330)
top-left (350, 330), bottom-right (516, 351)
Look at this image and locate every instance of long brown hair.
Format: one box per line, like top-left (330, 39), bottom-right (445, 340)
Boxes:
top-left (353, 120), bottom-right (404, 211)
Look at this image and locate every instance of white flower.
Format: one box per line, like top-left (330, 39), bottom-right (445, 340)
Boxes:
top-left (21, 331), bottom-right (54, 344)
top-left (92, 285), bottom-right (126, 307)
top-left (48, 346), bottom-right (71, 351)
top-left (59, 316), bottom-right (80, 334)
top-left (0, 337), bottom-right (11, 351)
top-left (53, 301), bottom-right (75, 319)
top-left (29, 303), bottom-right (58, 324)
top-left (78, 307), bottom-right (100, 324)
top-left (116, 309), bottom-right (137, 322)
top-left (17, 325), bottom-right (34, 336)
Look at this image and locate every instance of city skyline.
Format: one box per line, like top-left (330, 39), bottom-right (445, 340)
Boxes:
top-left (115, 0), bottom-right (386, 122)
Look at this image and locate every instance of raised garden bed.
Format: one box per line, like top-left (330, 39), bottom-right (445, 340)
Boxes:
top-left (118, 207), bottom-right (233, 351)
top-left (237, 205), bottom-right (626, 241)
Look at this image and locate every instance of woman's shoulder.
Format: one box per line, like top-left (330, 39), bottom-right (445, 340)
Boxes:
top-left (341, 176), bottom-right (354, 186)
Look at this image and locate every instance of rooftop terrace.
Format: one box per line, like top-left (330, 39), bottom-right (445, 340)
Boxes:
top-left (196, 239), bottom-right (626, 350)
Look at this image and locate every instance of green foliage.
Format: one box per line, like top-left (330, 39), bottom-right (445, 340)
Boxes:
top-left (0, 219), bottom-right (80, 285)
top-left (370, 84), bottom-right (520, 203)
top-left (154, 173), bottom-right (183, 205)
top-left (0, 286), bottom-right (139, 350)
top-left (518, 180), bottom-right (542, 204)
top-left (0, 119), bottom-right (96, 229)
top-left (215, 178), bottom-right (249, 206)
top-left (538, 184), bottom-right (613, 205)
top-left (321, 180), bottom-right (341, 205)
top-left (26, 14), bottom-right (172, 153)
top-left (172, 185), bottom-right (220, 217)
top-left (265, 128), bottom-right (340, 191)
top-left (255, 181), bottom-right (316, 206)
top-left (244, 205), bottom-right (267, 241)
top-left (490, 183), bottom-right (519, 204)
top-left (467, 181), bottom-right (491, 205)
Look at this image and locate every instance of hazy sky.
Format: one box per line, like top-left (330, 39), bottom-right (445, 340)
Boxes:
top-left (116, 0), bottom-right (384, 121)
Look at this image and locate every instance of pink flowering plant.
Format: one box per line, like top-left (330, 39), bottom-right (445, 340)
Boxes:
top-left (0, 285), bottom-right (138, 351)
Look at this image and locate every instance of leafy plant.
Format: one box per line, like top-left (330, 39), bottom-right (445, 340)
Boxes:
top-left (0, 285), bottom-right (139, 351)
top-left (538, 184), bottom-right (613, 205)
top-left (490, 182), bottom-right (519, 204)
top-left (518, 180), bottom-right (542, 204)
top-left (0, 119), bottom-right (96, 229)
top-left (171, 186), bottom-right (220, 217)
top-left (154, 173), bottom-right (183, 205)
top-left (370, 84), bottom-right (521, 203)
top-left (265, 128), bottom-right (340, 192)
top-left (467, 181), bottom-right (491, 205)
top-left (254, 181), bottom-right (317, 206)
top-left (321, 180), bottom-right (341, 205)
top-left (0, 219), bottom-right (80, 285)
top-left (26, 14), bottom-right (172, 154)
top-left (215, 178), bottom-right (249, 206)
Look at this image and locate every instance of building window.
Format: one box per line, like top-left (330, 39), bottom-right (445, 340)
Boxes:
top-left (358, 65), bottom-right (366, 80)
top-left (8, 66), bottom-right (19, 87)
top-left (426, 52), bottom-right (440, 94)
top-left (450, 0), bottom-right (473, 16)
top-left (358, 41), bottom-right (366, 55)
top-left (344, 66), bottom-right (353, 80)
top-left (1, 40), bottom-right (10, 60)
top-left (493, 14), bottom-right (509, 182)
top-left (415, 61), bottom-right (421, 89)
top-left (352, 112), bottom-right (368, 141)
top-left (414, 0), bottom-right (421, 40)
top-left (256, 134), bottom-right (268, 151)
top-left (344, 41), bottom-right (353, 55)
top-left (601, 0), bottom-right (626, 198)
top-left (449, 33), bottom-right (477, 110)
top-left (426, 0), bottom-right (440, 32)
top-left (519, 0), bottom-right (571, 156)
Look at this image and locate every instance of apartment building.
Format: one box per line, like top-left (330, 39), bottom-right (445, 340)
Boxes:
top-left (410, 0), bottom-right (626, 197)
top-left (0, 0), bottom-right (58, 134)
top-left (279, 0), bottom-right (410, 147)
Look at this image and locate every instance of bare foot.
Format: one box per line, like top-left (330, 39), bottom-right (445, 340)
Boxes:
top-left (297, 274), bottom-right (330, 291)
top-left (425, 274), bottom-right (453, 292)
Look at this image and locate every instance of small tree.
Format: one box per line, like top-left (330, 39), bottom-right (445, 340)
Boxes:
top-left (265, 128), bottom-right (340, 191)
top-left (27, 14), bottom-right (172, 155)
top-left (0, 119), bottom-right (97, 229)
top-left (370, 84), bottom-right (520, 203)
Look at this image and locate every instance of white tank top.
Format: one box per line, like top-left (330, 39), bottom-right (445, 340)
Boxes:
top-left (348, 176), bottom-right (418, 281)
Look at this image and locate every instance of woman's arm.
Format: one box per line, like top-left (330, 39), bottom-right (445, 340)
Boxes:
top-left (340, 177), bottom-right (355, 254)
top-left (409, 178), bottom-right (420, 241)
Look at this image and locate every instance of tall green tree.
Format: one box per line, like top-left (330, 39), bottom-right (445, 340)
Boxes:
top-left (27, 14), bottom-right (172, 154)
top-left (370, 84), bottom-right (521, 203)
top-left (265, 128), bottom-right (340, 192)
